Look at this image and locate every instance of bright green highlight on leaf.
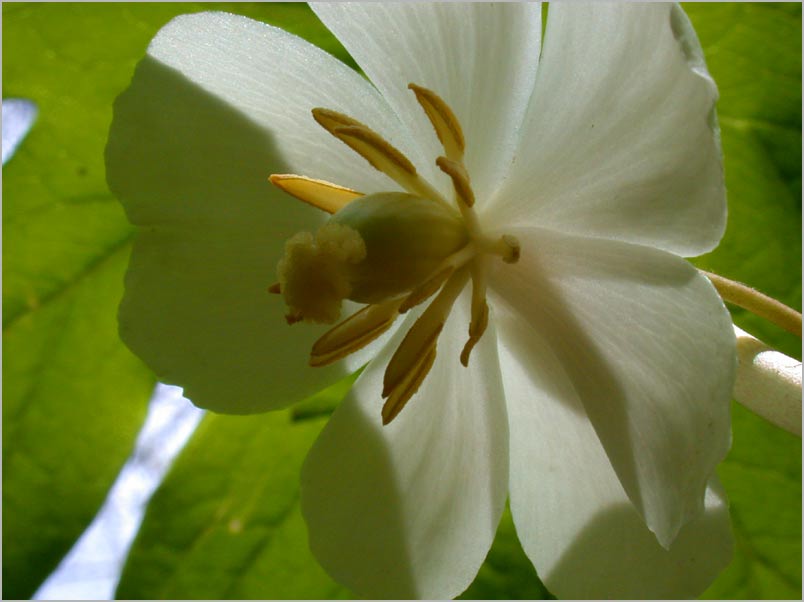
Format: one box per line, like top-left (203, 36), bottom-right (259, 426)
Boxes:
top-left (3, 2), bottom-right (801, 600)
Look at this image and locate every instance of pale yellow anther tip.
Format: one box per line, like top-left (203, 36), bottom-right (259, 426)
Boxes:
top-left (311, 107), bottom-right (360, 130)
top-left (408, 82), bottom-right (465, 160)
top-left (332, 124), bottom-right (417, 176)
top-left (269, 174), bottom-right (362, 215)
top-left (381, 345), bottom-right (437, 425)
top-left (436, 155), bottom-right (475, 208)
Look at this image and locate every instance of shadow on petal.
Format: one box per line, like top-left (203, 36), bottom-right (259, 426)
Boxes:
top-left (107, 57), bottom-right (350, 414)
top-left (300, 395), bottom-right (416, 599)
top-left (492, 267), bottom-right (637, 522)
top-left (544, 485), bottom-right (732, 599)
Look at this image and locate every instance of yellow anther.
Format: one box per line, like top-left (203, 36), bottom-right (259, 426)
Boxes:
top-left (460, 259), bottom-right (490, 366)
top-left (269, 174), bottom-right (362, 214)
top-left (381, 345), bottom-right (437, 425)
top-left (313, 106), bottom-right (451, 207)
top-left (383, 321), bottom-right (443, 399)
top-left (311, 107), bottom-right (364, 132)
top-left (460, 300), bottom-right (488, 367)
top-left (436, 156), bottom-right (475, 209)
top-left (382, 269), bottom-right (468, 402)
top-left (310, 298), bottom-right (403, 367)
top-left (408, 83), bottom-right (465, 162)
top-left (332, 124), bottom-right (417, 176)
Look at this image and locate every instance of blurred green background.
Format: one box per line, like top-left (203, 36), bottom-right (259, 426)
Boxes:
top-left (3, 3), bottom-right (801, 599)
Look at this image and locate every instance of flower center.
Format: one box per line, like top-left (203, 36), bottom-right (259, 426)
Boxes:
top-left (269, 84), bottom-right (519, 424)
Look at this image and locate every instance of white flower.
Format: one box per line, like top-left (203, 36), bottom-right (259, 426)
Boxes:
top-left (106, 3), bottom-right (737, 599)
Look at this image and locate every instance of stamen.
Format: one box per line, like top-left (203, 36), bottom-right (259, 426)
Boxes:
top-left (311, 107), bottom-right (364, 132)
top-left (460, 302), bottom-right (488, 366)
top-left (312, 107), bottom-right (450, 207)
top-left (310, 298), bottom-right (403, 367)
top-left (334, 125), bottom-right (449, 205)
top-left (382, 322), bottom-right (443, 399)
top-left (460, 259), bottom-right (490, 366)
top-left (436, 156), bottom-right (475, 208)
top-left (269, 174), bottom-right (362, 214)
top-left (436, 155), bottom-right (481, 238)
top-left (382, 269), bottom-right (469, 407)
top-left (381, 346), bottom-right (437, 425)
top-left (332, 124), bottom-right (417, 176)
top-left (408, 83), bottom-right (465, 162)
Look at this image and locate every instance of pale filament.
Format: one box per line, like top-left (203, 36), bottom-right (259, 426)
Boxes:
top-left (270, 84), bottom-right (520, 424)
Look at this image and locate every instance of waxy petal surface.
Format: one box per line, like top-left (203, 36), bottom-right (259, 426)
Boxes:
top-left (498, 327), bottom-right (732, 598)
top-left (487, 4), bottom-right (725, 258)
top-left (107, 12), bottom-right (416, 412)
top-left (312, 3), bottom-right (541, 203)
top-left (490, 227), bottom-right (735, 547)
top-left (301, 297), bottom-right (509, 599)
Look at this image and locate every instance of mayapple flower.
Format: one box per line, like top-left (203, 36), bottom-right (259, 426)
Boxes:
top-left (107, 3), bottom-right (737, 599)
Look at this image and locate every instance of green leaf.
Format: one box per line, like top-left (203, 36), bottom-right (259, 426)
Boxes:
top-left (2, 248), bottom-right (153, 599)
top-left (2, 3), bottom-right (349, 598)
top-left (1, 4), bottom-right (161, 597)
top-left (704, 403), bottom-right (802, 599)
top-left (115, 392), bottom-right (351, 599)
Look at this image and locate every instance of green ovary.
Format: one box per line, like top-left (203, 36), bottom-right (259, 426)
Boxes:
top-left (332, 193), bottom-right (468, 303)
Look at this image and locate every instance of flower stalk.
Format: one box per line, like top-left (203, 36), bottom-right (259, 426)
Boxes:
top-left (704, 270), bottom-right (802, 337)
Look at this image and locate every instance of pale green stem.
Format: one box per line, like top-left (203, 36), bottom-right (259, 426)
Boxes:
top-left (703, 271), bottom-right (802, 337)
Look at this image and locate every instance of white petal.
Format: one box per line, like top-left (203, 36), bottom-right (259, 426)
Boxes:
top-left (498, 326), bottom-right (732, 598)
top-left (300, 296), bottom-right (509, 599)
top-left (486, 4), bottom-right (725, 258)
top-left (312, 3), bottom-right (542, 202)
top-left (107, 12), bottom-right (417, 412)
top-left (490, 227), bottom-right (735, 547)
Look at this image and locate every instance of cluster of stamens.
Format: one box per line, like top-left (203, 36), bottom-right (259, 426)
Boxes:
top-left (269, 83), bottom-right (519, 425)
